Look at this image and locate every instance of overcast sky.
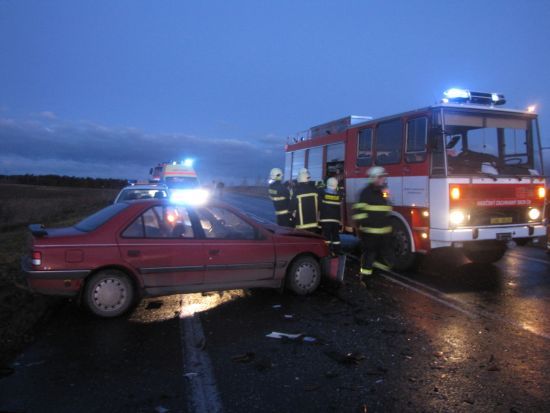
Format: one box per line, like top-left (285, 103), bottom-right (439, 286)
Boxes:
top-left (1, 0), bottom-right (549, 183)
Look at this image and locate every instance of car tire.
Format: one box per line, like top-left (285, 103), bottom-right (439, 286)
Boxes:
top-left (286, 256), bottom-right (321, 295)
top-left (83, 270), bottom-right (135, 318)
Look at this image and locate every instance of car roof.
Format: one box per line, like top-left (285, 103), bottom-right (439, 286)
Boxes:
top-left (120, 184), bottom-right (167, 190)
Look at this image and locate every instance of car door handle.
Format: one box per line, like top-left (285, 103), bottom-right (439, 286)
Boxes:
top-left (209, 249), bottom-right (220, 256)
top-left (127, 250), bottom-right (141, 257)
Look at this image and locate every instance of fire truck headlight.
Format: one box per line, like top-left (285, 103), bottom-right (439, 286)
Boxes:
top-left (449, 209), bottom-right (466, 226)
top-left (536, 186), bottom-right (545, 199)
top-left (528, 208), bottom-right (541, 221)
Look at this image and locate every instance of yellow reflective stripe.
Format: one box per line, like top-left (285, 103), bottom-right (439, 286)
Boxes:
top-left (359, 226), bottom-right (392, 234)
top-left (322, 200), bottom-right (341, 206)
top-left (353, 202), bottom-right (367, 210)
top-left (373, 261), bottom-right (390, 271)
top-left (352, 213), bottom-right (368, 220)
top-left (268, 189), bottom-right (278, 195)
top-left (275, 210), bottom-right (289, 215)
top-left (296, 193), bottom-right (317, 200)
top-left (364, 204), bottom-right (392, 212)
top-left (296, 222), bottom-right (319, 229)
top-left (320, 219), bottom-right (341, 223)
top-left (324, 194), bottom-right (340, 201)
top-left (270, 196), bottom-right (287, 201)
top-left (360, 268), bottom-right (373, 275)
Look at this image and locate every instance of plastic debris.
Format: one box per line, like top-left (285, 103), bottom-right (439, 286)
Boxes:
top-left (324, 350), bottom-right (366, 365)
top-left (231, 352), bottom-right (255, 363)
top-left (266, 331), bottom-right (302, 340)
top-left (272, 304), bottom-right (282, 309)
top-left (284, 314), bottom-right (294, 319)
top-left (155, 406), bottom-right (169, 413)
top-left (302, 336), bottom-right (317, 343)
top-left (184, 372), bottom-right (198, 378)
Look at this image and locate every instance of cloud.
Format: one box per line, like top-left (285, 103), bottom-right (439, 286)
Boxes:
top-left (37, 111), bottom-right (57, 120)
top-left (0, 115), bottom-right (285, 184)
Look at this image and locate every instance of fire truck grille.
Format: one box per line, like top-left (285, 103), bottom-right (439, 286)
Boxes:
top-left (468, 207), bottom-right (528, 226)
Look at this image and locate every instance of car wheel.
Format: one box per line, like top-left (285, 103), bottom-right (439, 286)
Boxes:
top-left (286, 256), bottom-right (321, 295)
top-left (83, 270), bottom-right (135, 318)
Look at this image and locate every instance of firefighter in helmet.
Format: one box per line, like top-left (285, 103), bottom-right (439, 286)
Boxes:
top-left (352, 166), bottom-right (393, 284)
top-left (268, 168), bottom-right (292, 227)
top-left (319, 177), bottom-right (342, 255)
top-left (290, 168), bottom-right (319, 232)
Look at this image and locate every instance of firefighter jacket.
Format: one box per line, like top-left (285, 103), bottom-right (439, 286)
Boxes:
top-left (352, 184), bottom-right (392, 235)
top-left (319, 189), bottom-right (342, 224)
top-left (290, 182), bottom-right (319, 230)
top-left (268, 180), bottom-right (291, 217)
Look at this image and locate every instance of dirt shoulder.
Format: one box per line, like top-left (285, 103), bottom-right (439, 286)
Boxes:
top-left (0, 184), bottom-right (118, 368)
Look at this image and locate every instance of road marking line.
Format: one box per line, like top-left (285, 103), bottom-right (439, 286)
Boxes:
top-left (180, 295), bottom-right (224, 413)
top-left (506, 251), bottom-right (550, 266)
top-left (380, 270), bottom-right (550, 341)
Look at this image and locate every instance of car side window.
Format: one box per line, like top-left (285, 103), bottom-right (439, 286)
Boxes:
top-left (196, 207), bottom-right (256, 240)
top-left (122, 206), bottom-right (194, 238)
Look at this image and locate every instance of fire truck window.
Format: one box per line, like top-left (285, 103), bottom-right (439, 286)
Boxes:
top-left (375, 119), bottom-right (403, 165)
top-left (326, 143), bottom-right (345, 177)
top-left (291, 149), bottom-right (306, 181)
top-left (357, 128), bottom-right (372, 166)
top-left (405, 118), bottom-right (427, 163)
top-left (307, 146), bottom-right (323, 182)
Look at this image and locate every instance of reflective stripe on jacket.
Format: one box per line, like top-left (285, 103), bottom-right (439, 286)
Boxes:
top-left (290, 182), bottom-right (319, 229)
top-left (352, 183), bottom-right (392, 235)
top-left (268, 181), bottom-right (291, 216)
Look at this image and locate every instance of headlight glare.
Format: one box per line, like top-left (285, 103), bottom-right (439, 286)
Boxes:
top-left (449, 209), bottom-right (466, 226)
top-left (528, 208), bottom-right (541, 221)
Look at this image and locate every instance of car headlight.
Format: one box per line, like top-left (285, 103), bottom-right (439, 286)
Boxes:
top-left (528, 208), bottom-right (541, 221)
top-left (449, 209), bottom-right (466, 226)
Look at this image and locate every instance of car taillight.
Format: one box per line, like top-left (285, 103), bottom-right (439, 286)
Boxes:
top-left (31, 251), bottom-right (42, 266)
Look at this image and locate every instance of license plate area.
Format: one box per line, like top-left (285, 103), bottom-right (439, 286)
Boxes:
top-left (491, 217), bottom-right (513, 224)
top-left (496, 232), bottom-right (512, 241)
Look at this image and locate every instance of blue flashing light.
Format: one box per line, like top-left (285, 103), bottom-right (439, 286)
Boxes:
top-left (183, 158), bottom-right (194, 167)
top-left (444, 88), bottom-right (470, 100)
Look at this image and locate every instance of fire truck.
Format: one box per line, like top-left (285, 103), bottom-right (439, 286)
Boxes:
top-left (285, 89), bottom-right (546, 269)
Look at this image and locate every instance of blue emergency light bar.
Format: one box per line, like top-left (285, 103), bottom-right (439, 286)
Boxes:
top-left (442, 88), bottom-right (506, 106)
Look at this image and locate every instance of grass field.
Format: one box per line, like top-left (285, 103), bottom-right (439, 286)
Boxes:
top-left (0, 184), bottom-right (118, 367)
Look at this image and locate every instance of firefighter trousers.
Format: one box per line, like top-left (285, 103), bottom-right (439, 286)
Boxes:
top-left (276, 213), bottom-right (293, 227)
top-left (321, 222), bottom-right (341, 255)
top-left (359, 233), bottom-right (390, 276)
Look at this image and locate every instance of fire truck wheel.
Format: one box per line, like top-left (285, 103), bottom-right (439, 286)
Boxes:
top-left (83, 270), bottom-right (136, 318)
top-left (387, 219), bottom-right (416, 271)
top-left (463, 243), bottom-right (507, 264)
top-left (286, 256), bottom-right (321, 295)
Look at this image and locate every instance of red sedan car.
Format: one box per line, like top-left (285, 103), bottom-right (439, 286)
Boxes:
top-left (21, 200), bottom-right (334, 317)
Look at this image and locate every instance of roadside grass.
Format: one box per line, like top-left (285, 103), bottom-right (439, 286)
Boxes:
top-left (0, 184), bottom-right (118, 367)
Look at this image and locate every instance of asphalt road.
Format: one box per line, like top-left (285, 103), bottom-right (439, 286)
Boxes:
top-left (1, 192), bottom-right (549, 412)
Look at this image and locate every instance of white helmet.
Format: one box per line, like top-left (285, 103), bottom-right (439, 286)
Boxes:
top-left (270, 168), bottom-right (283, 181)
top-left (297, 168), bottom-right (310, 183)
top-left (326, 177), bottom-right (338, 191)
top-left (367, 166), bottom-right (388, 179)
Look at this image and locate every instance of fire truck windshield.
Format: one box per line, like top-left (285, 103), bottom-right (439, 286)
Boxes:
top-left (439, 110), bottom-right (542, 177)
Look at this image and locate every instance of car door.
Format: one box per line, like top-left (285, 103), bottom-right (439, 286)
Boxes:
top-left (194, 206), bottom-right (275, 284)
top-left (118, 205), bottom-right (206, 289)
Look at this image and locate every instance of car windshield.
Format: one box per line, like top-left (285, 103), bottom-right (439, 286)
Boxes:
top-left (119, 188), bottom-right (166, 201)
top-left (75, 203), bottom-right (129, 232)
top-left (439, 110), bottom-right (542, 177)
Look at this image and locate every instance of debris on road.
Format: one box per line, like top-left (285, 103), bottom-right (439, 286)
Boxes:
top-left (272, 304), bottom-right (282, 309)
top-left (266, 331), bottom-right (302, 340)
top-left (231, 352), bottom-right (255, 363)
top-left (183, 372), bottom-right (198, 379)
top-left (324, 350), bottom-right (366, 365)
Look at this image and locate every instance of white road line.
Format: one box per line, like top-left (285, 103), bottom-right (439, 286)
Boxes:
top-left (380, 270), bottom-right (550, 341)
top-left (506, 251), bottom-right (550, 266)
top-left (180, 296), bottom-right (224, 413)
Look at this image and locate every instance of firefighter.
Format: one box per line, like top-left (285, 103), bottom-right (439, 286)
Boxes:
top-left (290, 168), bottom-right (320, 232)
top-left (352, 166), bottom-right (393, 284)
top-left (320, 177), bottom-right (342, 255)
top-left (268, 168), bottom-right (293, 227)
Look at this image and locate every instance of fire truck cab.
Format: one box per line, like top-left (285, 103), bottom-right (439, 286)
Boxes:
top-left (285, 89), bottom-right (546, 269)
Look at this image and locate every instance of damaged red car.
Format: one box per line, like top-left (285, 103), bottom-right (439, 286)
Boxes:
top-left (21, 200), bottom-right (338, 318)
